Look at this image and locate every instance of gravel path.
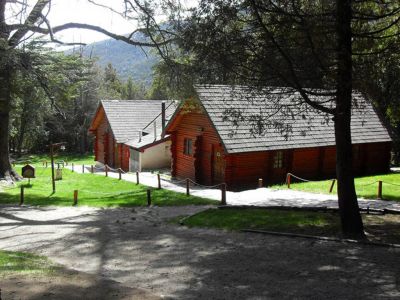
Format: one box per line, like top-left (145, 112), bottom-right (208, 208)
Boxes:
top-left (69, 165), bottom-right (400, 210)
top-left (0, 205), bottom-right (399, 299)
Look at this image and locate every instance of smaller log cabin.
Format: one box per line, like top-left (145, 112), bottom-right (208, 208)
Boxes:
top-left (165, 85), bottom-right (392, 189)
top-left (89, 100), bottom-right (177, 172)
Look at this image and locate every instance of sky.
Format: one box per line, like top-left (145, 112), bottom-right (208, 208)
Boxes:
top-left (6, 0), bottom-right (198, 46)
top-left (48, 0), bottom-right (138, 44)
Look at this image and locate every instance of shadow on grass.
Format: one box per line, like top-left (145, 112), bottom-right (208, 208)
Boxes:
top-left (0, 187), bottom-right (216, 208)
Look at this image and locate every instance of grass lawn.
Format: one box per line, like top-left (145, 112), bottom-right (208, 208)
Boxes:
top-left (1, 155), bottom-right (217, 207)
top-left (272, 172), bottom-right (400, 201)
top-left (180, 208), bottom-right (400, 244)
top-left (0, 250), bottom-right (59, 276)
top-left (12, 152), bottom-right (96, 166)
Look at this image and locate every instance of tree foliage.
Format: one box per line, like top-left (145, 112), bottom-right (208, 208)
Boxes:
top-left (0, 0), bottom-right (175, 180)
top-left (154, 0), bottom-right (400, 237)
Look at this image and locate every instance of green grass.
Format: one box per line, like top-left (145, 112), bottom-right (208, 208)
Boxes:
top-left (0, 250), bottom-right (59, 276)
top-left (180, 208), bottom-right (400, 243)
top-left (13, 153), bottom-right (96, 166)
top-left (272, 172), bottom-right (400, 201)
top-left (181, 208), bottom-right (341, 236)
top-left (1, 163), bottom-right (217, 207)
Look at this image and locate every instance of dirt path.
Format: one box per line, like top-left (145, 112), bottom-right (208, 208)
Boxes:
top-left (0, 205), bottom-right (399, 299)
top-left (1, 271), bottom-right (160, 300)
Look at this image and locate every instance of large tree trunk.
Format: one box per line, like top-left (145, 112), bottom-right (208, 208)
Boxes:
top-left (0, 65), bottom-right (16, 180)
top-left (335, 0), bottom-right (364, 238)
top-left (0, 0), bottom-right (19, 180)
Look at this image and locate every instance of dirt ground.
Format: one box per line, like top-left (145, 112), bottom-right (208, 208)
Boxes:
top-left (1, 270), bottom-right (160, 300)
top-left (0, 205), bottom-right (399, 299)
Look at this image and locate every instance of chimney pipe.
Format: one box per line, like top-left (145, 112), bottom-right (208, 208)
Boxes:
top-left (138, 130), bottom-right (142, 142)
top-left (161, 101), bottom-right (166, 132)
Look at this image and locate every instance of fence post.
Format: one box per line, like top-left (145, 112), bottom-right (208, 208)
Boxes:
top-left (157, 174), bottom-right (161, 189)
top-left (19, 186), bottom-right (24, 205)
top-left (45, 161), bottom-right (48, 168)
top-left (378, 181), bottom-right (383, 199)
top-left (119, 169), bottom-right (122, 180)
top-left (91, 165), bottom-right (94, 173)
top-left (221, 184), bottom-right (227, 205)
top-left (147, 189), bottom-right (151, 206)
top-left (105, 165), bottom-right (108, 177)
top-left (71, 163), bottom-right (74, 172)
top-left (258, 178), bottom-right (263, 188)
top-left (73, 190), bottom-right (78, 206)
top-left (286, 173), bottom-right (291, 189)
top-left (186, 179), bottom-right (190, 196)
top-left (329, 179), bottom-right (336, 193)
top-left (136, 171), bottom-right (139, 185)
top-left (82, 164), bottom-right (85, 173)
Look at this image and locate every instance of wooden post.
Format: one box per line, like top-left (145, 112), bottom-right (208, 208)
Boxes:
top-left (329, 179), bottom-right (336, 193)
top-left (82, 164), bottom-right (85, 173)
top-left (378, 181), bottom-right (383, 199)
top-left (72, 163), bottom-right (74, 172)
top-left (45, 161), bottom-right (48, 168)
top-left (221, 184), bottom-right (227, 205)
top-left (91, 165), bottom-right (94, 173)
top-left (136, 171), bottom-right (139, 185)
top-left (258, 178), bottom-right (263, 188)
top-left (119, 169), bottom-right (122, 180)
top-left (105, 165), bottom-right (108, 177)
top-left (73, 190), bottom-right (78, 206)
top-left (19, 186), bottom-right (24, 205)
top-left (50, 145), bottom-right (55, 193)
top-left (186, 179), bottom-right (190, 196)
top-left (147, 189), bottom-right (151, 206)
top-left (286, 173), bottom-right (291, 189)
top-left (157, 174), bottom-right (161, 189)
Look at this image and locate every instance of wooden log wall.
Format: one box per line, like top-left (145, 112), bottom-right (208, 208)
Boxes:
top-left (171, 111), bottom-right (222, 185)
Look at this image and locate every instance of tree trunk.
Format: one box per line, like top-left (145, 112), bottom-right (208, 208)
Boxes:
top-left (0, 65), bottom-right (17, 180)
top-left (335, 0), bottom-right (365, 238)
top-left (17, 119), bottom-right (27, 157)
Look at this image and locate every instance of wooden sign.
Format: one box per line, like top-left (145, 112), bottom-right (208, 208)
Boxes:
top-left (21, 164), bottom-right (35, 178)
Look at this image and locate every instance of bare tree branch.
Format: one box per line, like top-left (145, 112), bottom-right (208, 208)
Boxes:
top-left (8, 0), bottom-right (50, 47)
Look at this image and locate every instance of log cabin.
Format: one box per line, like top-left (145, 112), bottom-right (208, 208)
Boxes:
top-left (89, 100), bottom-right (177, 172)
top-left (165, 85), bottom-right (392, 189)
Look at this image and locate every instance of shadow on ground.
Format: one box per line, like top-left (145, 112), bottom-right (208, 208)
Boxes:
top-left (0, 206), bottom-right (399, 299)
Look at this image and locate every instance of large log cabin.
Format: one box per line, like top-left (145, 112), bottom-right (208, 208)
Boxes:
top-left (89, 100), bottom-right (177, 172)
top-left (165, 85), bottom-right (392, 189)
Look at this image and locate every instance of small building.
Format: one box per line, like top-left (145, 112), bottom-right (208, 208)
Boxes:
top-left (89, 100), bottom-right (177, 172)
top-left (165, 85), bottom-right (392, 189)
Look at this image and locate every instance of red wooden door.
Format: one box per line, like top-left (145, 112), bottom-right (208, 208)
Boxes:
top-left (194, 136), bottom-right (203, 183)
top-left (103, 133), bottom-right (109, 165)
top-left (211, 144), bottom-right (224, 184)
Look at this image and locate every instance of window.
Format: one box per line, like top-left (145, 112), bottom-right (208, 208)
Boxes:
top-left (184, 138), bottom-right (193, 156)
top-left (273, 151), bottom-right (284, 169)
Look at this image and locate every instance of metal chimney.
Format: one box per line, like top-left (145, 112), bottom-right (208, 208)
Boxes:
top-left (138, 130), bottom-right (142, 142)
top-left (161, 101), bottom-right (166, 131)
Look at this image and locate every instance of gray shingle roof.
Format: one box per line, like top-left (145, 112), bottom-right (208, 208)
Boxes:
top-left (101, 100), bottom-right (177, 144)
top-left (195, 85), bottom-right (392, 154)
